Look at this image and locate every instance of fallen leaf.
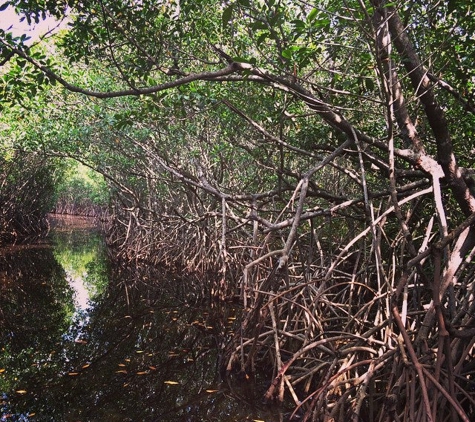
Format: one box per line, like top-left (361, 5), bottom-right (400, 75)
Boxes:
top-left (15, 390), bottom-right (27, 394)
top-left (136, 371), bottom-right (148, 375)
top-left (148, 366), bottom-right (157, 371)
top-left (0, 368), bottom-right (5, 373)
top-left (164, 380), bottom-right (179, 385)
top-left (68, 372), bottom-right (79, 376)
top-left (205, 389), bottom-right (218, 393)
top-left (118, 363), bottom-right (127, 367)
top-left (116, 370), bottom-right (128, 374)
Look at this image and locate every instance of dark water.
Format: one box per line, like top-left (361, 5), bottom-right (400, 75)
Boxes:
top-left (0, 217), bottom-right (283, 421)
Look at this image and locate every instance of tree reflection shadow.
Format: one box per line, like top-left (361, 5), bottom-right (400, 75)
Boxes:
top-left (0, 241), bottom-right (74, 419)
top-left (1, 236), bottom-right (285, 421)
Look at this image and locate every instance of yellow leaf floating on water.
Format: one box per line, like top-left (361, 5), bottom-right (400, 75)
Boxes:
top-left (16, 390), bottom-right (27, 394)
top-left (164, 380), bottom-right (179, 385)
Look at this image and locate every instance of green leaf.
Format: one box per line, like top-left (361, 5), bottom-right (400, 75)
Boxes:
top-left (222, 5), bottom-right (233, 28)
top-left (307, 8), bottom-right (318, 23)
top-left (312, 18), bottom-right (330, 29)
top-left (256, 32), bottom-right (269, 47)
top-left (281, 49), bottom-right (292, 60)
top-left (250, 21), bottom-right (267, 31)
top-left (282, 45), bottom-right (301, 60)
top-left (291, 19), bottom-right (306, 32)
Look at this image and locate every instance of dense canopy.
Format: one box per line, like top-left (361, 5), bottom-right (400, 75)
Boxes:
top-left (1, 1), bottom-right (475, 420)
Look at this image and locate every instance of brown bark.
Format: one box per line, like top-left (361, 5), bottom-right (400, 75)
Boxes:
top-left (386, 6), bottom-right (475, 216)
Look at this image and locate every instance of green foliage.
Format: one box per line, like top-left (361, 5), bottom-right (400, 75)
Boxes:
top-left (51, 222), bottom-right (109, 304)
top-left (54, 160), bottom-right (109, 215)
top-left (1, 0), bottom-right (474, 256)
top-left (0, 41), bottom-right (60, 110)
top-left (0, 151), bottom-right (61, 242)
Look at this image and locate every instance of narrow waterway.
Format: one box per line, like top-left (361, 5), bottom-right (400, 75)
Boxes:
top-left (0, 216), bottom-right (284, 421)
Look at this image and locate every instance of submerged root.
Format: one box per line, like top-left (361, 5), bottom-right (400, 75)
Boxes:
top-left (220, 264), bottom-right (475, 421)
top-left (106, 204), bottom-right (475, 421)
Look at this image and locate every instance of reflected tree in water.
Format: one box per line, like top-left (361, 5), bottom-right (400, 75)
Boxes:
top-left (1, 237), bottom-right (284, 421)
top-left (0, 243), bottom-right (73, 418)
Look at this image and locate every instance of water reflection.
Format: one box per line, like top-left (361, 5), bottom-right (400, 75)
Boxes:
top-left (0, 239), bottom-right (74, 420)
top-left (50, 216), bottom-right (108, 313)
top-left (0, 217), bottom-right (284, 421)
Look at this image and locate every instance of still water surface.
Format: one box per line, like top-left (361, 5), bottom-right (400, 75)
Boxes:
top-left (0, 216), bottom-right (282, 421)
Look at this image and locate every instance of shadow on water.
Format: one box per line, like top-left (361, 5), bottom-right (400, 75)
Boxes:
top-left (0, 216), bottom-right (285, 421)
